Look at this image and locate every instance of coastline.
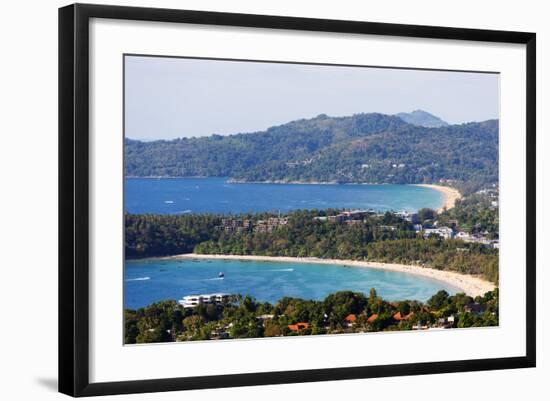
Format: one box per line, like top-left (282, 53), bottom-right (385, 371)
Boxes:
top-left (169, 253), bottom-right (495, 298)
top-left (413, 184), bottom-right (462, 212)
top-left (127, 176), bottom-right (461, 212)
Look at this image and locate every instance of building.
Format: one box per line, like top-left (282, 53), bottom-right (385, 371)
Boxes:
top-left (219, 218), bottom-right (251, 234)
top-left (393, 311), bottom-right (414, 321)
top-left (366, 314), bottom-right (379, 323)
top-left (411, 322), bottom-right (429, 330)
top-left (287, 322), bottom-right (310, 332)
top-left (396, 211), bottom-right (419, 223)
top-left (254, 217), bottom-right (288, 233)
top-left (178, 293), bottom-right (232, 308)
top-left (344, 314), bottom-right (357, 327)
top-left (423, 227), bottom-right (454, 239)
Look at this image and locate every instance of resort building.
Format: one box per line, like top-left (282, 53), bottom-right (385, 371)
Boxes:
top-left (254, 217), bottom-right (288, 233)
top-left (422, 227), bottom-right (454, 239)
top-left (178, 293), bottom-right (232, 308)
top-left (219, 218), bottom-right (251, 234)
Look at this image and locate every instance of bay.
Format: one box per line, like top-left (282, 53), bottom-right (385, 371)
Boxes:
top-left (124, 177), bottom-right (443, 214)
top-left (124, 258), bottom-right (459, 309)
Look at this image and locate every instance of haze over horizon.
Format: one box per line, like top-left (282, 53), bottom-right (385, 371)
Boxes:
top-left (125, 56), bottom-right (499, 141)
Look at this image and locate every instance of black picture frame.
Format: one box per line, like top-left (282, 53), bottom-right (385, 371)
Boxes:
top-left (59, 3), bottom-right (536, 397)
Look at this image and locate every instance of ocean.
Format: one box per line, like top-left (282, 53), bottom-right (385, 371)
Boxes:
top-left (125, 258), bottom-right (459, 309)
top-left (124, 177), bottom-right (449, 308)
top-left (124, 177), bottom-right (443, 215)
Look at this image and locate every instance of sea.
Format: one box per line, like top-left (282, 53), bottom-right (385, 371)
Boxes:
top-left (125, 258), bottom-right (459, 309)
top-left (124, 177), bottom-right (443, 215)
top-left (124, 177), bottom-right (451, 308)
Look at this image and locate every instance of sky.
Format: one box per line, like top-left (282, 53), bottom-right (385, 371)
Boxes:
top-left (124, 55), bottom-right (499, 141)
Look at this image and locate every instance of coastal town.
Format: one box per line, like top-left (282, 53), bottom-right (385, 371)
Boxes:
top-left (217, 202), bottom-right (499, 250)
top-left (125, 287), bottom-right (498, 343)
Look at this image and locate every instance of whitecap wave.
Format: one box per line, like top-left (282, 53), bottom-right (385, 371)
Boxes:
top-left (126, 277), bottom-right (150, 281)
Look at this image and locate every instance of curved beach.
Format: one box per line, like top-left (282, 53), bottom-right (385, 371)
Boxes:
top-left (171, 254), bottom-right (495, 298)
top-left (414, 184), bottom-right (462, 212)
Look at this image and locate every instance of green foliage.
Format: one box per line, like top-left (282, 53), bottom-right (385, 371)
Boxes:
top-left (125, 213), bottom-right (222, 258)
top-left (125, 289), bottom-right (499, 343)
top-left (125, 113), bottom-right (498, 192)
top-left (126, 209), bottom-right (499, 283)
top-left (365, 238), bottom-right (499, 283)
top-left (438, 194), bottom-right (499, 235)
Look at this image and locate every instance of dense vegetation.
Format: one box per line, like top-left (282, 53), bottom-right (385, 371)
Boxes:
top-left (125, 112), bottom-right (498, 193)
top-left (124, 288), bottom-right (499, 343)
top-left (125, 207), bottom-right (499, 283)
top-left (437, 193), bottom-right (499, 236)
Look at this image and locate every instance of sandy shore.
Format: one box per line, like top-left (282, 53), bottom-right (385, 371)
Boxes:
top-left (414, 184), bottom-right (462, 212)
top-left (170, 253), bottom-right (495, 297)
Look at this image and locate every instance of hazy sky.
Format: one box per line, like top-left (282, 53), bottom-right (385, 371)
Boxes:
top-left (125, 55), bottom-right (499, 141)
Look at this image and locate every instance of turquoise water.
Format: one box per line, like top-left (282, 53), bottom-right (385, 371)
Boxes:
top-left (124, 177), bottom-right (443, 214)
top-left (124, 258), bottom-right (460, 309)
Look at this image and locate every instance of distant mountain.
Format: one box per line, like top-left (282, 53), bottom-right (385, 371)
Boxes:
top-left (395, 110), bottom-right (449, 128)
top-left (125, 112), bottom-right (498, 193)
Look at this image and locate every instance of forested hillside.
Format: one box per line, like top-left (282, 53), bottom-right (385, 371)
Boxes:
top-left (125, 112), bottom-right (498, 193)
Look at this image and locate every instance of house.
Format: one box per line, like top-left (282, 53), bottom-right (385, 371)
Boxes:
top-left (344, 314), bottom-right (357, 327)
top-left (367, 314), bottom-right (379, 323)
top-left (393, 311), bottom-right (414, 321)
top-left (396, 211), bottom-right (419, 224)
top-left (288, 322), bottom-right (310, 332)
top-left (435, 315), bottom-right (455, 328)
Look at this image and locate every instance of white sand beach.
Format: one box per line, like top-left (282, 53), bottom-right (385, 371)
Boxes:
top-left (170, 253), bottom-right (495, 298)
top-left (414, 184), bottom-right (462, 212)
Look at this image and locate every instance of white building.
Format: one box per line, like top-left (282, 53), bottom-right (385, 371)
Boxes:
top-left (423, 227), bottom-right (454, 239)
top-left (178, 293), bottom-right (231, 308)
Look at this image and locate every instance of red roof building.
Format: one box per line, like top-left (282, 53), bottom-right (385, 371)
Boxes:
top-left (344, 314), bottom-right (357, 323)
top-left (367, 314), bottom-right (379, 323)
top-left (288, 322), bottom-right (310, 332)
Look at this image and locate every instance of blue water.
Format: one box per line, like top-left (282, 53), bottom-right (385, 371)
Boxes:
top-left (124, 258), bottom-right (460, 309)
top-left (124, 177), bottom-right (443, 214)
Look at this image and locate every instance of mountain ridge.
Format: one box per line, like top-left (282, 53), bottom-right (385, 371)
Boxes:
top-left (395, 110), bottom-right (449, 128)
top-left (125, 112), bottom-right (498, 193)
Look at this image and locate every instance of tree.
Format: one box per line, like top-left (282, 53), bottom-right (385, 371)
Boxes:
top-left (427, 290), bottom-right (449, 310)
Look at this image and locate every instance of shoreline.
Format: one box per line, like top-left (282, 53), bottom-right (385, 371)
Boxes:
top-left (413, 184), bottom-right (462, 212)
top-left (126, 176), bottom-right (461, 212)
top-left (168, 253), bottom-right (495, 297)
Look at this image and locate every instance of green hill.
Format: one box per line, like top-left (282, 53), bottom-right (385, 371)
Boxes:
top-left (125, 112), bottom-right (498, 193)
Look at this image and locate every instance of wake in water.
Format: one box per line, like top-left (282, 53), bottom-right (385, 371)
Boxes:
top-left (250, 268), bottom-right (294, 272)
top-left (126, 277), bottom-right (150, 281)
top-left (267, 268), bottom-right (294, 272)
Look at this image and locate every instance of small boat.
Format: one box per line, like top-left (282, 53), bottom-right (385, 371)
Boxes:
top-left (218, 272), bottom-right (225, 278)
